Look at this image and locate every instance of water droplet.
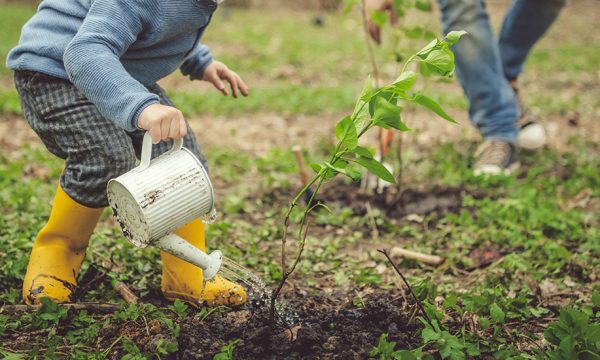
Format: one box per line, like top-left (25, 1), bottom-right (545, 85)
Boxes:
top-left (201, 208), bottom-right (218, 224)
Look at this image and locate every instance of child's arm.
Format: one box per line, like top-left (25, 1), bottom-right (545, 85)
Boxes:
top-left (63, 0), bottom-right (162, 133)
top-left (181, 45), bottom-right (249, 98)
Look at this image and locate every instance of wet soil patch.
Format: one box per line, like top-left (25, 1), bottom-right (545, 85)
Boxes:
top-left (319, 181), bottom-right (470, 219)
top-left (177, 289), bottom-right (421, 359)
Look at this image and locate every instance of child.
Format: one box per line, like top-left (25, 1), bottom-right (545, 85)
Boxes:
top-left (7, 0), bottom-right (248, 307)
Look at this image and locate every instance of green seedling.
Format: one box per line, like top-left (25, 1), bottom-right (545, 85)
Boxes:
top-left (269, 32), bottom-right (466, 323)
top-left (213, 339), bottom-right (242, 360)
top-left (369, 333), bottom-right (416, 360)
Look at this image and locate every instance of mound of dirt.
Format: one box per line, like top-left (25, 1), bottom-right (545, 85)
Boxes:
top-left (178, 290), bottom-right (420, 359)
top-left (320, 182), bottom-right (467, 219)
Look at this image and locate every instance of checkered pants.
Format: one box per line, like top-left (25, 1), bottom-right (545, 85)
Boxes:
top-left (14, 70), bottom-right (208, 208)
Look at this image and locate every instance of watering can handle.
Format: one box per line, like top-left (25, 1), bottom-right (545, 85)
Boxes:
top-left (139, 132), bottom-right (184, 170)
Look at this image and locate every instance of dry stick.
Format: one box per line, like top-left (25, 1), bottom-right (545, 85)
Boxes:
top-left (113, 282), bottom-right (139, 304)
top-left (378, 249), bottom-right (434, 328)
top-left (93, 254), bottom-right (139, 304)
top-left (292, 145), bottom-right (310, 187)
top-left (0, 303), bottom-right (120, 314)
top-left (360, 0), bottom-right (387, 192)
top-left (365, 201), bottom-right (380, 239)
top-left (390, 246), bottom-right (445, 266)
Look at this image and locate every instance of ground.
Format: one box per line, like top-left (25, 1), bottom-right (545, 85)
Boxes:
top-left (0, 0), bottom-right (599, 359)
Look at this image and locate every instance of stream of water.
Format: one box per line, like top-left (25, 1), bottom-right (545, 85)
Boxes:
top-left (218, 256), bottom-right (299, 325)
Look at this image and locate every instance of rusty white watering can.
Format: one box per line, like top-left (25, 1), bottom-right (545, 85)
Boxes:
top-left (107, 133), bottom-right (222, 279)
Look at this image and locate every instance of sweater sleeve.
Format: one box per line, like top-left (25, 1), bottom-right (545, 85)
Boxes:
top-left (180, 43), bottom-right (214, 81)
top-left (63, 0), bottom-right (160, 131)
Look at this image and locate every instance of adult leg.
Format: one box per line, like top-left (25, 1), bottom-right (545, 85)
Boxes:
top-left (499, 0), bottom-right (566, 81)
top-left (438, 0), bottom-right (519, 144)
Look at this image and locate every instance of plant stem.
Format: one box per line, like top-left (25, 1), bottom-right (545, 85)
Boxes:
top-left (378, 249), bottom-right (434, 328)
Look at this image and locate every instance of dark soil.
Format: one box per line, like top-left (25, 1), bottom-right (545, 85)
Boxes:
top-left (180, 289), bottom-right (420, 359)
top-left (97, 289), bottom-right (421, 359)
top-left (319, 181), bottom-right (468, 218)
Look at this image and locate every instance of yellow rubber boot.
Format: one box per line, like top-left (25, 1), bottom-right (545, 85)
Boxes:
top-left (161, 219), bottom-right (247, 307)
top-left (22, 185), bottom-right (103, 304)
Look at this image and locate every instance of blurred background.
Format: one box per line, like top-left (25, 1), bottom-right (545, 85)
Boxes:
top-left (1, 0), bottom-right (598, 155)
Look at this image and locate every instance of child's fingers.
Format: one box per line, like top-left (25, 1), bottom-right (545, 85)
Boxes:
top-left (168, 117), bottom-right (180, 139)
top-left (161, 118), bottom-right (171, 141)
top-left (179, 118), bottom-right (188, 139)
top-left (149, 127), bottom-right (162, 144)
top-left (206, 69), bottom-right (228, 96)
top-left (222, 70), bottom-right (239, 98)
top-left (236, 74), bottom-right (249, 97)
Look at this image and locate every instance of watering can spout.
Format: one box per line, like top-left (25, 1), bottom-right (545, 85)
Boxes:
top-left (154, 234), bottom-right (223, 280)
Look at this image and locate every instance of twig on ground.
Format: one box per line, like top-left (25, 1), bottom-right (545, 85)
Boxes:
top-left (92, 254), bottom-right (139, 304)
top-left (378, 249), bottom-right (434, 328)
top-left (292, 145), bottom-right (315, 204)
top-left (390, 246), bottom-right (445, 266)
top-left (0, 303), bottom-right (120, 314)
top-left (113, 281), bottom-right (139, 304)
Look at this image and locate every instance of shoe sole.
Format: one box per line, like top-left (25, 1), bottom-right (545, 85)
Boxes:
top-left (474, 161), bottom-right (520, 177)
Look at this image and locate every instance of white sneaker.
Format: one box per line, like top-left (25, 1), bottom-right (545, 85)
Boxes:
top-left (474, 140), bottom-right (520, 176)
top-left (510, 80), bottom-right (547, 150)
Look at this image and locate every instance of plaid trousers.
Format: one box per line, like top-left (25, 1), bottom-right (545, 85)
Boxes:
top-left (14, 70), bottom-right (208, 208)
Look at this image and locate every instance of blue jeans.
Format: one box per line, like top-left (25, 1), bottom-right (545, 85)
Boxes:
top-left (437, 0), bottom-right (565, 143)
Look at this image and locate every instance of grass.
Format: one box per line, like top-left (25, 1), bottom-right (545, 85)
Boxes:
top-left (1, 138), bottom-right (599, 358)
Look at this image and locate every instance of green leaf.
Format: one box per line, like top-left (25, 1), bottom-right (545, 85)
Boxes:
top-left (412, 92), bottom-right (457, 123)
top-left (393, 71), bottom-right (417, 92)
top-left (415, 0), bottom-right (432, 12)
top-left (392, 0), bottom-right (407, 17)
top-left (323, 159), bottom-right (348, 180)
top-left (369, 9), bottom-right (389, 27)
top-left (490, 303), bottom-right (505, 323)
top-left (403, 26), bottom-right (424, 40)
top-left (422, 327), bottom-right (441, 343)
top-left (335, 115), bottom-right (358, 150)
top-left (372, 96), bottom-right (409, 131)
top-left (355, 156), bottom-right (396, 184)
top-left (416, 39), bottom-right (437, 58)
top-left (421, 48), bottom-right (454, 76)
top-left (444, 30), bottom-right (468, 46)
top-left (324, 161), bottom-right (361, 181)
top-left (443, 293), bottom-right (457, 308)
top-left (345, 167), bottom-right (362, 181)
top-left (392, 350), bottom-right (418, 360)
top-left (352, 77), bottom-right (374, 131)
top-left (592, 291), bottom-right (600, 307)
top-left (343, 0), bottom-right (358, 13)
top-left (310, 163), bottom-right (323, 174)
top-left (558, 336), bottom-right (576, 358)
top-left (351, 146), bottom-right (374, 159)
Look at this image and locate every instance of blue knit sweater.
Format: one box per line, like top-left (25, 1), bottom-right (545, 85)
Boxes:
top-left (7, 0), bottom-right (218, 131)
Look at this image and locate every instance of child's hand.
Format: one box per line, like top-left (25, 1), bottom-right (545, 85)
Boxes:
top-left (202, 60), bottom-right (249, 98)
top-left (138, 104), bottom-right (187, 144)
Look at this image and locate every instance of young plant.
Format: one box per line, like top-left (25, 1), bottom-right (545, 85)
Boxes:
top-left (351, 0), bottom-right (440, 193)
top-left (544, 308), bottom-right (600, 359)
top-left (269, 31), bottom-right (466, 323)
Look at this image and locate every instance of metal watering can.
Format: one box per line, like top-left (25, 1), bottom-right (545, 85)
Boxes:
top-left (107, 133), bottom-right (222, 279)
